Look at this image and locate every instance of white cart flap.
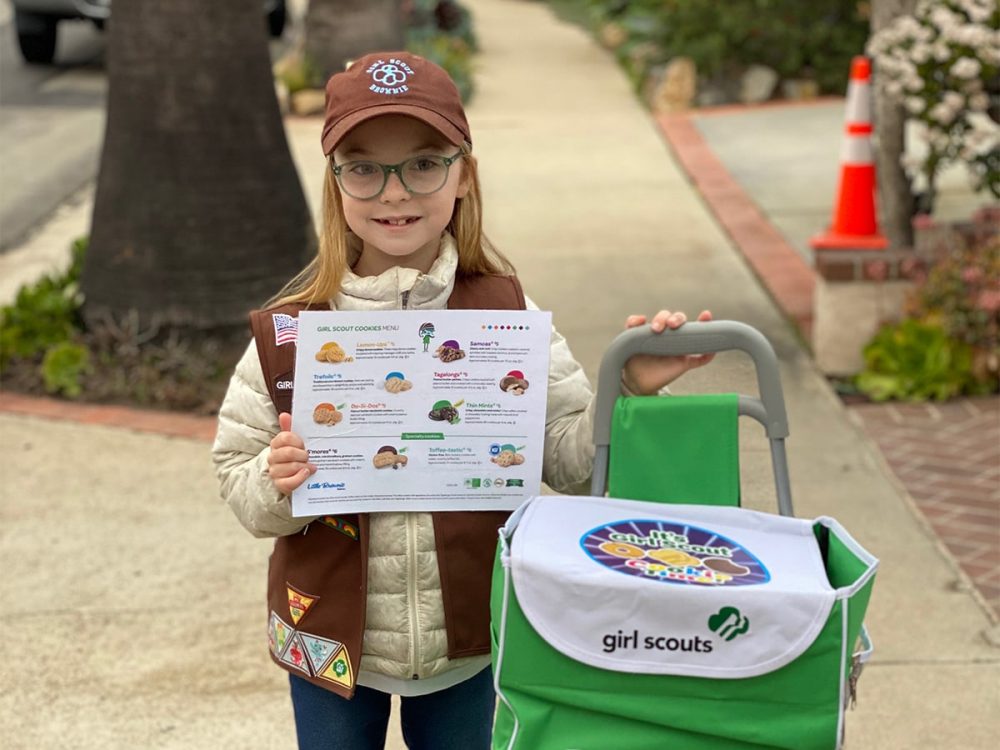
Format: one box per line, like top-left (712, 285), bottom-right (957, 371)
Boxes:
top-left (508, 495), bottom-right (836, 679)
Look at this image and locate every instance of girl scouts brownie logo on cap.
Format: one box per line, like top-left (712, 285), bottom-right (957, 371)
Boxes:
top-left (367, 58), bottom-right (414, 95)
top-left (580, 519), bottom-right (770, 587)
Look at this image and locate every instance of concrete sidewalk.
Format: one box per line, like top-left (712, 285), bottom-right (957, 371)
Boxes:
top-left (690, 102), bottom-right (988, 268)
top-left (1, 0), bottom-right (998, 748)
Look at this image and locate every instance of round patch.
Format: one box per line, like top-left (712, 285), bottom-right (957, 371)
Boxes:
top-left (580, 518), bottom-right (770, 586)
top-left (371, 63), bottom-right (408, 88)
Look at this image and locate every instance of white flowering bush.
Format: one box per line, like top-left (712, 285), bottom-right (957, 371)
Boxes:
top-left (867, 0), bottom-right (999, 212)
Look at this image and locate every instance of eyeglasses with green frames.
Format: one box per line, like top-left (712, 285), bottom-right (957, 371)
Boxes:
top-left (330, 151), bottom-right (464, 200)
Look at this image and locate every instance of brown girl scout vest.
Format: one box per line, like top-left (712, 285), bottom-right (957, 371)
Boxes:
top-left (248, 273), bottom-right (526, 699)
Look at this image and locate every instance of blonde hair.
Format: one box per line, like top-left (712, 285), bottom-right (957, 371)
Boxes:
top-left (268, 147), bottom-right (513, 309)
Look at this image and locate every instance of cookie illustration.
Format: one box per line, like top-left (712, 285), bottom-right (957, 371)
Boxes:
top-left (492, 450), bottom-right (516, 467)
top-left (499, 370), bottom-right (529, 395)
top-left (312, 403), bottom-right (343, 425)
top-left (646, 548), bottom-right (701, 567)
top-left (385, 376), bottom-right (412, 393)
top-left (597, 541), bottom-right (645, 559)
top-left (428, 399), bottom-right (462, 424)
top-left (428, 405), bottom-right (459, 422)
top-left (434, 339), bottom-right (466, 363)
top-left (373, 446), bottom-right (407, 469)
top-left (491, 449), bottom-right (525, 467)
top-left (316, 342), bottom-right (349, 363)
top-left (703, 558), bottom-right (751, 576)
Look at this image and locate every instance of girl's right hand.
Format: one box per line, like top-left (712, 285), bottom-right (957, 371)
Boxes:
top-left (268, 412), bottom-right (317, 495)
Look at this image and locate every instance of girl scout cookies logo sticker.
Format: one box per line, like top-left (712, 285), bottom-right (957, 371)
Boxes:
top-left (580, 519), bottom-right (771, 586)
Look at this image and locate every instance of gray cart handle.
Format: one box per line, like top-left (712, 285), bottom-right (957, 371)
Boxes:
top-left (591, 320), bottom-right (794, 516)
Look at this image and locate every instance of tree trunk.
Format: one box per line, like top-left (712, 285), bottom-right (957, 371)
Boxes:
top-left (871, 0), bottom-right (918, 248)
top-left (83, 0), bottom-right (316, 333)
top-left (304, 0), bottom-right (404, 81)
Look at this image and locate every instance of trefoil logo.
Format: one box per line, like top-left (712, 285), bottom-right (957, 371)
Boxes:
top-left (708, 606), bottom-right (750, 641)
top-left (366, 58), bottom-right (414, 95)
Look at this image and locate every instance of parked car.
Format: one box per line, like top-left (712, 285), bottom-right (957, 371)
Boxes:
top-left (11, 0), bottom-right (287, 64)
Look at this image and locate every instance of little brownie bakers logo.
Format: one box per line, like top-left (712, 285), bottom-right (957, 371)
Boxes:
top-left (580, 519), bottom-right (770, 586)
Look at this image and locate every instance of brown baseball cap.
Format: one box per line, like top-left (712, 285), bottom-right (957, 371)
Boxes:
top-left (321, 51), bottom-right (471, 155)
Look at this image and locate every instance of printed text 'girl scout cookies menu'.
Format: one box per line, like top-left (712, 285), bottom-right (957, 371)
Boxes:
top-left (291, 310), bottom-right (552, 516)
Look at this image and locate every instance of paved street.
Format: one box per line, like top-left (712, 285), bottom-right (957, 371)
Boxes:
top-left (0, 0), bottom-right (307, 251)
top-left (0, 0), bottom-right (106, 250)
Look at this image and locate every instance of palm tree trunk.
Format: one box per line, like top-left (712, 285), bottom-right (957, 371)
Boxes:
top-left (871, 0), bottom-right (918, 248)
top-left (83, 0), bottom-right (316, 333)
top-left (304, 0), bottom-right (404, 81)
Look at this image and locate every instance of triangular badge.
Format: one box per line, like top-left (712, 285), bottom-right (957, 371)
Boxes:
top-left (299, 633), bottom-right (343, 675)
top-left (268, 612), bottom-right (294, 658)
top-left (279, 631), bottom-right (311, 676)
top-left (319, 646), bottom-right (354, 688)
top-left (287, 585), bottom-right (319, 626)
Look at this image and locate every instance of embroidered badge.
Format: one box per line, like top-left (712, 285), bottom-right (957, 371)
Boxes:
top-left (366, 58), bottom-right (414, 95)
top-left (279, 631), bottom-right (311, 676)
top-left (287, 585), bottom-right (319, 626)
top-left (299, 633), bottom-right (344, 675)
top-left (269, 612), bottom-right (294, 657)
top-left (318, 646), bottom-right (354, 689)
top-left (319, 516), bottom-right (359, 540)
top-left (272, 313), bottom-right (298, 346)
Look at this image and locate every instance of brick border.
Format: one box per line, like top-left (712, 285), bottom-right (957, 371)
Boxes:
top-left (655, 112), bottom-right (816, 340)
top-left (847, 398), bottom-right (1000, 622)
top-left (0, 391), bottom-right (217, 442)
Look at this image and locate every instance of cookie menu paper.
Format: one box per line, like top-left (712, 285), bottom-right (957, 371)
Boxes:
top-left (290, 310), bottom-right (552, 516)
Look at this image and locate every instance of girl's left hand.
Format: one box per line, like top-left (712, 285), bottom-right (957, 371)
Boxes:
top-left (622, 309), bottom-right (714, 395)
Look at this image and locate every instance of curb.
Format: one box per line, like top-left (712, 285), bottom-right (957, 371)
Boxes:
top-left (654, 111), bottom-right (816, 341)
top-left (0, 391), bottom-right (217, 442)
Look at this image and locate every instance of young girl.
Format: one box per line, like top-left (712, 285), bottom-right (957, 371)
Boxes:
top-left (212, 51), bottom-right (712, 750)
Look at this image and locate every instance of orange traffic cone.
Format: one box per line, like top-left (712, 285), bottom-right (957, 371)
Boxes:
top-left (811, 56), bottom-right (888, 250)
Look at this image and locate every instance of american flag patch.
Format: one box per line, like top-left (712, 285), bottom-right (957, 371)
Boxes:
top-left (272, 314), bottom-right (298, 346)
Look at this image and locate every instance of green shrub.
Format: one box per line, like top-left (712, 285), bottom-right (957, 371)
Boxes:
top-left (659, 0), bottom-right (867, 92)
top-left (573, 0), bottom-right (868, 95)
top-left (407, 32), bottom-right (476, 102)
top-left (895, 221), bottom-right (1000, 393)
top-left (41, 341), bottom-right (92, 398)
top-left (909, 232), bottom-right (1000, 361)
top-left (1, 236), bottom-right (241, 414)
top-left (405, 1), bottom-right (477, 103)
top-left (855, 319), bottom-right (978, 402)
top-left (0, 237), bottom-right (85, 366)
top-left (275, 53), bottom-right (323, 94)
top-left (416, 0), bottom-right (478, 52)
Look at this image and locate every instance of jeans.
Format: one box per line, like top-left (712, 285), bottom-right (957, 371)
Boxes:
top-left (289, 667), bottom-right (495, 750)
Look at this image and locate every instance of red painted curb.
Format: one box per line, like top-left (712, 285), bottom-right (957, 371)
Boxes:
top-left (0, 391), bottom-right (217, 442)
top-left (655, 112), bottom-right (816, 340)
